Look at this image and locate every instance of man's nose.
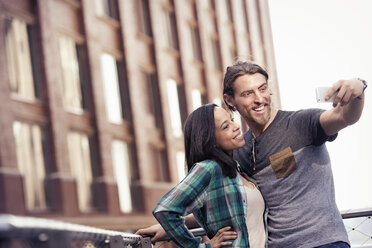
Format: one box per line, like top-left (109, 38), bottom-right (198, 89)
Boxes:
top-left (254, 90), bottom-right (265, 102)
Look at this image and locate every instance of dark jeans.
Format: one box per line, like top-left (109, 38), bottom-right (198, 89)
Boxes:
top-left (315, 241), bottom-right (350, 248)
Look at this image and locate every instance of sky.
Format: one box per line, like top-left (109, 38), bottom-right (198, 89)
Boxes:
top-left (267, 0), bottom-right (372, 212)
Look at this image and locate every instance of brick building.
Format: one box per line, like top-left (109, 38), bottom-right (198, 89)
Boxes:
top-left (0, 0), bottom-right (280, 233)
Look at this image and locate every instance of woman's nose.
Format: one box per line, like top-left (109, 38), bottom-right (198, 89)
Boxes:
top-left (233, 122), bottom-right (241, 130)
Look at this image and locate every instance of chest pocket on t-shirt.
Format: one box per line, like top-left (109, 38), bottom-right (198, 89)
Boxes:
top-left (269, 147), bottom-right (297, 178)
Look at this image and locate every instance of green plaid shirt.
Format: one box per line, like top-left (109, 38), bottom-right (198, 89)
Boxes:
top-left (153, 159), bottom-right (257, 248)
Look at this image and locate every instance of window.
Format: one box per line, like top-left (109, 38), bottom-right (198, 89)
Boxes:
top-left (145, 72), bottom-right (163, 128)
top-left (206, 0), bottom-right (215, 10)
top-left (152, 147), bottom-right (170, 182)
top-left (5, 18), bottom-right (37, 101)
top-left (176, 151), bottom-right (186, 181)
top-left (67, 132), bottom-right (94, 212)
top-left (59, 36), bottom-right (83, 113)
top-left (241, 0), bottom-right (250, 33)
top-left (95, 0), bottom-right (118, 20)
top-left (225, 0), bottom-right (233, 22)
top-left (246, 0), bottom-right (264, 64)
top-left (166, 79), bottom-right (183, 137)
top-left (100, 53), bottom-right (123, 124)
top-left (111, 140), bottom-right (133, 213)
top-left (189, 24), bottom-right (202, 61)
top-left (191, 89), bottom-right (202, 110)
top-left (211, 38), bottom-right (223, 71)
top-left (13, 122), bottom-right (47, 211)
top-left (230, 47), bottom-right (238, 64)
top-left (137, 0), bottom-right (152, 36)
top-left (190, 2), bottom-right (202, 61)
top-left (162, 7), bottom-right (179, 50)
top-left (116, 60), bottom-right (131, 120)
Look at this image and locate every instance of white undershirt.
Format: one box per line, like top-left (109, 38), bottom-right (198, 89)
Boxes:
top-left (243, 179), bottom-right (266, 248)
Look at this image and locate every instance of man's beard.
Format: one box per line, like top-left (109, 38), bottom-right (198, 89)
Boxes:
top-left (246, 104), bottom-right (271, 127)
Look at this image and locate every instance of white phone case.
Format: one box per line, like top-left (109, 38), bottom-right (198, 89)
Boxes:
top-left (315, 87), bottom-right (335, 102)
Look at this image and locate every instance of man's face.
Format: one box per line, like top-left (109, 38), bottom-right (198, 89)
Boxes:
top-left (227, 73), bottom-right (272, 128)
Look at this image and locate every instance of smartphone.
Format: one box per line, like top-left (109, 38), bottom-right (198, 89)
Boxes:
top-left (315, 87), bottom-right (336, 103)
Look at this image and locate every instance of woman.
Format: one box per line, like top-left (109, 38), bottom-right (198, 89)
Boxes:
top-left (152, 104), bottom-right (267, 248)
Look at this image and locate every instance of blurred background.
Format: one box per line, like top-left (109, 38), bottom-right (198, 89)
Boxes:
top-left (0, 0), bottom-right (370, 247)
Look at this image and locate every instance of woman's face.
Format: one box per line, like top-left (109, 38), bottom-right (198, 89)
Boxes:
top-left (214, 107), bottom-right (245, 155)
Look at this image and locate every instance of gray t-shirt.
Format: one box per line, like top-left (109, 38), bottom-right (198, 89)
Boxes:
top-left (234, 109), bottom-right (349, 248)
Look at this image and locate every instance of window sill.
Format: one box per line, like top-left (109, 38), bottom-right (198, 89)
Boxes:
top-left (96, 15), bottom-right (120, 29)
top-left (165, 47), bottom-right (180, 58)
top-left (57, 0), bottom-right (81, 9)
top-left (136, 32), bottom-right (153, 45)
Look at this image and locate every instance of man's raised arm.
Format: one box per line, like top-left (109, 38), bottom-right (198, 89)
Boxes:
top-left (320, 78), bottom-right (366, 136)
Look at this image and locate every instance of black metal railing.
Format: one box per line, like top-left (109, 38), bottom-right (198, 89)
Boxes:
top-left (341, 208), bottom-right (372, 248)
top-left (1, 208), bottom-right (371, 248)
top-left (341, 208), bottom-right (372, 219)
top-left (155, 208), bottom-right (372, 247)
top-left (0, 214), bottom-right (151, 248)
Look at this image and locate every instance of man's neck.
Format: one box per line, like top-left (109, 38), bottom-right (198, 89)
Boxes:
top-left (249, 109), bottom-right (278, 138)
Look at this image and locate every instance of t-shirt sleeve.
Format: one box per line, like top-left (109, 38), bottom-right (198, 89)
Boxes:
top-left (294, 108), bottom-right (338, 146)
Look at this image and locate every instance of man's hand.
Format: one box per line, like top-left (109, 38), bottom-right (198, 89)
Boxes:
top-left (135, 224), bottom-right (167, 244)
top-left (321, 78), bottom-right (365, 135)
top-left (326, 78), bottom-right (365, 107)
top-left (209, 226), bottom-right (237, 248)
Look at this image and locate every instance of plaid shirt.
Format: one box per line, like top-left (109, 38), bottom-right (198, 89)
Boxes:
top-left (153, 159), bottom-right (259, 248)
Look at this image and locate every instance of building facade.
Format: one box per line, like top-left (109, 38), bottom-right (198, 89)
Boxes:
top-left (0, 0), bottom-right (280, 232)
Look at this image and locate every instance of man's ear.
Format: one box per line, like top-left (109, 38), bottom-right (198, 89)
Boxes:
top-left (223, 94), bottom-right (235, 108)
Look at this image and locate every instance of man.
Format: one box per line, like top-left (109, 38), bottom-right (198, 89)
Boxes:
top-left (223, 61), bottom-right (365, 248)
top-left (137, 61), bottom-right (367, 247)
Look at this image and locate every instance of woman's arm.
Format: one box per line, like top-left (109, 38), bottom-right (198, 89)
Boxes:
top-left (135, 223), bottom-right (167, 244)
top-left (152, 162), bottom-right (214, 247)
top-left (135, 216), bottom-right (236, 247)
top-left (135, 214), bottom-right (200, 244)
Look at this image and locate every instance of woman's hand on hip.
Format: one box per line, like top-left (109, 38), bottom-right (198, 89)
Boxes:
top-left (209, 226), bottom-right (237, 248)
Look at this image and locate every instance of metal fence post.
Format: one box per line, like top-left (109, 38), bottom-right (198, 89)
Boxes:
top-left (139, 237), bottom-right (152, 248)
top-left (30, 231), bottom-right (71, 248)
top-left (109, 235), bottom-right (126, 248)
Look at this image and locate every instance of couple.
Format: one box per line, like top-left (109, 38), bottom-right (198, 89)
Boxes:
top-left (137, 61), bottom-right (367, 247)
